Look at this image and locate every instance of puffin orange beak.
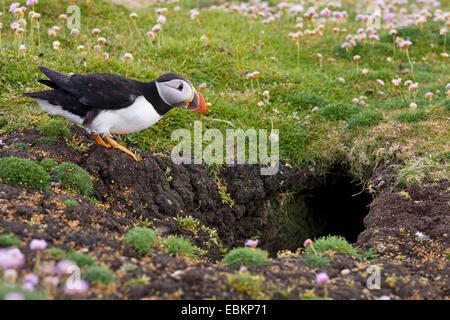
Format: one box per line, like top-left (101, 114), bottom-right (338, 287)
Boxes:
top-left (188, 89), bottom-right (207, 114)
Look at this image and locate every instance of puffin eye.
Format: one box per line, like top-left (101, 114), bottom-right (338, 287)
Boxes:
top-left (177, 83), bottom-right (183, 91)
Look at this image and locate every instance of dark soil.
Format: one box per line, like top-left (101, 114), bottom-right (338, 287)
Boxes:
top-left (0, 127), bottom-right (448, 300)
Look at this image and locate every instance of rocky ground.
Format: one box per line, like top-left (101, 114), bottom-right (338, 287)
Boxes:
top-left (0, 127), bottom-right (448, 299)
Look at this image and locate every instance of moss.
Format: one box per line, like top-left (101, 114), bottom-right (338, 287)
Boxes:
top-left (66, 251), bottom-right (95, 267)
top-left (38, 119), bottom-right (72, 140)
top-left (162, 236), bottom-right (199, 259)
top-left (222, 247), bottom-right (270, 268)
top-left (319, 102), bottom-right (359, 121)
top-left (125, 227), bottom-right (158, 255)
top-left (82, 265), bottom-right (116, 285)
top-left (347, 110), bottom-right (382, 129)
top-left (53, 163), bottom-right (93, 196)
top-left (0, 157), bottom-right (51, 191)
top-left (39, 158), bottom-right (58, 172)
top-left (0, 233), bottom-right (21, 248)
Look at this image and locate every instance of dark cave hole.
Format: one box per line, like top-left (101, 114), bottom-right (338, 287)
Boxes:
top-left (263, 167), bottom-right (373, 254)
top-left (301, 171), bottom-right (373, 243)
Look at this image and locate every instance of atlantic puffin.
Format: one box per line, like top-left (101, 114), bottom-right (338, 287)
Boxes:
top-left (23, 66), bottom-right (207, 161)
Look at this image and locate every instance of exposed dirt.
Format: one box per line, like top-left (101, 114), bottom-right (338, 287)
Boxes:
top-left (0, 127), bottom-right (448, 300)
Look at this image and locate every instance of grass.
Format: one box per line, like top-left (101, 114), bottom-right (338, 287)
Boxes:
top-left (38, 120), bottom-right (72, 140)
top-left (227, 273), bottom-right (267, 299)
top-left (162, 236), bottom-right (199, 259)
top-left (66, 251), bottom-right (96, 267)
top-left (305, 235), bottom-right (358, 256)
top-left (82, 265), bottom-right (116, 285)
top-left (125, 226), bottom-right (158, 255)
top-left (395, 109), bottom-right (429, 123)
top-left (300, 254), bottom-right (331, 267)
top-left (0, 233), bottom-right (21, 248)
top-left (0, 157), bottom-right (51, 191)
top-left (63, 199), bottom-right (79, 207)
top-left (221, 247), bottom-right (270, 268)
top-left (53, 163), bottom-right (93, 196)
top-left (0, 0), bottom-right (448, 185)
top-left (39, 158), bottom-right (58, 172)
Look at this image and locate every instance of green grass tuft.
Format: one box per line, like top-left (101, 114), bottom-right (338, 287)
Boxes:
top-left (395, 109), bottom-right (429, 123)
top-left (53, 163), bottom-right (93, 196)
top-left (63, 199), bottom-right (79, 207)
top-left (82, 265), bottom-right (116, 285)
top-left (66, 251), bottom-right (96, 267)
top-left (46, 248), bottom-right (66, 259)
top-left (0, 233), bottom-right (21, 248)
top-left (285, 92), bottom-right (328, 110)
top-left (125, 227), bottom-right (158, 255)
top-left (319, 102), bottom-right (359, 121)
top-left (36, 137), bottom-right (56, 144)
top-left (162, 236), bottom-right (199, 259)
top-left (0, 157), bottom-right (51, 191)
top-left (12, 143), bottom-right (30, 150)
top-left (227, 273), bottom-right (266, 299)
top-left (39, 158), bottom-right (58, 172)
top-left (305, 235), bottom-right (358, 256)
top-left (347, 110), bottom-right (382, 129)
top-left (38, 120), bottom-right (72, 140)
top-left (221, 247), bottom-right (270, 268)
top-left (300, 254), bottom-right (331, 267)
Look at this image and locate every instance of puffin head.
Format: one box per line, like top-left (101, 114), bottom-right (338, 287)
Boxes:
top-left (155, 73), bottom-right (207, 114)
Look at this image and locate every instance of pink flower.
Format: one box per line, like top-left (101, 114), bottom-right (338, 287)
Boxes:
top-left (239, 265), bottom-right (248, 272)
top-left (9, 2), bottom-right (20, 13)
top-left (10, 22), bottom-right (20, 30)
top-left (424, 92), bottom-right (433, 100)
top-left (29, 239), bottom-right (47, 250)
top-left (56, 259), bottom-right (76, 275)
top-left (304, 239), bottom-right (313, 247)
top-left (23, 273), bottom-right (39, 286)
top-left (379, 295), bottom-right (391, 300)
top-left (43, 276), bottom-right (59, 288)
top-left (320, 8), bottom-right (331, 17)
top-left (245, 239), bottom-right (258, 248)
top-left (156, 15), bottom-right (166, 24)
top-left (3, 292), bottom-right (25, 300)
top-left (316, 272), bottom-right (330, 284)
top-left (26, 0), bottom-right (38, 6)
top-left (0, 248), bottom-right (25, 269)
top-left (64, 279), bottom-right (89, 295)
top-left (21, 282), bottom-right (34, 292)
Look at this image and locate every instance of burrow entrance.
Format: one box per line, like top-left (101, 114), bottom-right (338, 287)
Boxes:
top-left (261, 166), bottom-right (373, 255)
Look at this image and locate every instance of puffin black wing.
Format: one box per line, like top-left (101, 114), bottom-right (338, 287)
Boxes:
top-left (37, 66), bottom-right (143, 109)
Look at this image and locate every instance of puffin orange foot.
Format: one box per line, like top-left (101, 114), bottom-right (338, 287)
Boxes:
top-left (104, 135), bottom-right (139, 162)
top-left (93, 134), bottom-right (111, 148)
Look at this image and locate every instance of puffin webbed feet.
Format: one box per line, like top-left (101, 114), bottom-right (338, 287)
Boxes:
top-left (93, 134), bottom-right (111, 148)
top-left (93, 133), bottom-right (139, 162)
